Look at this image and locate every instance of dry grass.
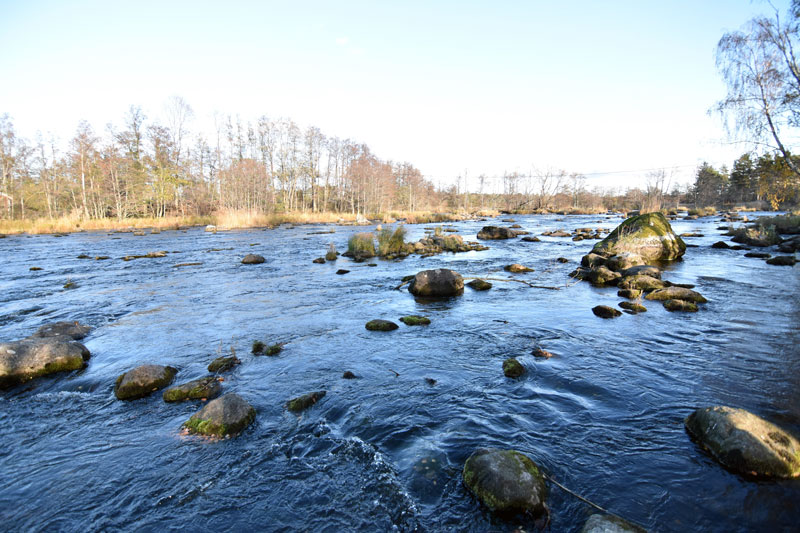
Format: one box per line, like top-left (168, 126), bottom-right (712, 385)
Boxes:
top-left (0, 214), bottom-right (213, 235)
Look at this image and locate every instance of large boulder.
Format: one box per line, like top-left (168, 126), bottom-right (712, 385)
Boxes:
top-left (184, 393), bottom-right (256, 438)
top-left (477, 226), bottom-right (517, 240)
top-left (592, 212), bottom-right (686, 262)
top-left (462, 448), bottom-right (547, 515)
top-left (0, 339), bottom-right (90, 389)
top-left (409, 269), bottom-right (464, 297)
top-left (114, 364), bottom-right (177, 400)
top-left (685, 406), bottom-right (800, 478)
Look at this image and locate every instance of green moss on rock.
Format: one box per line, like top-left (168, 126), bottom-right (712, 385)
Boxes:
top-left (183, 393), bottom-right (255, 438)
top-left (593, 212), bottom-right (686, 262)
top-left (208, 355), bottom-right (241, 373)
top-left (365, 319), bottom-right (399, 331)
top-left (462, 448), bottom-right (547, 515)
top-left (399, 315), bottom-right (431, 326)
top-left (163, 376), bottom-right (222, 402)
top-left (502, 358), bottom-right (525, 378)
top-left (286, 390), bottom-right (326, 412)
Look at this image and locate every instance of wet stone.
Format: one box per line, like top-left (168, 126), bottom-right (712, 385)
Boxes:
top-left (592, 305), bottom-right (622, 319)
top-left (366, 319), bottom-right (399, 331)
top-left (208, 355), bottom-right (241, 373)
top-left (287, 390), bottom-right (326, 412)
top-left (163, 376), bottom-right (222, 402)
top-left (502, 358), bottom-right (525, 378)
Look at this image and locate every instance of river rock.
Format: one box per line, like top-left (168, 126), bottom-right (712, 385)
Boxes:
top-left (184, 393), bottom-right (256, 438)
top-left (287, 390), bottom-right (326, 412)
top-left (531, 347), bottom-right (554, 358)
top-left (620, 264), bottom-right (661, 279)
top-left (502, 358), bottom-right (525, 378)
top-left (617, 288), bottom-right (642, 299)
top-left (114, 364), bottom-right (177, 400)
top-left (731, 227), bottom-right (781, 247)
top-left (592, 212), bottom-right (686, 262)
top-left (645, 287), bottom-right (707, 303)
top-left (241, 254), bottom-right (265, 264)
top-left (462, 448), bottom-right (547, 515)
top-left (766, 255), bottom-right (797, 266)
top-left (312, 257), bottom-right (325, 264)
top-left (711, 241), bottom-right (731, 249)
top-left (467, 279), bottom-right (492, 291)
top-left (581, 514), bottom-right (646, 533)
top-left (399, 315), bottom-right (431, 326)
top-left (778, 235), bottom-right (800, 253)
top-left (592, 305), bottom-right (622, 318)
top-left (685, 406), bottom-right (800, 478)
top-left (163, 376), bottom-right (222, 402)
top-left (617, 275), bottom-right (667, 291)
top-left (366, 319), bottom-right (399, 331)
top-left (477, 226), bottom-right (517, 240)
top-left (208, 355), bottom-right (241, 373)
top-left (744, 252), bottom-right (771, 259)
top-left (581, 253), bottom-right (608, 268)
top-left (521, 236), bottom-right (541, 242)
top-left (504, 263), bottom-right (533, 273)
top-left (31, 321), bottom-right (91, 340)
top-left (606, 252), bottom-right (645, 271)
top-left (408, 269), bottom-right (464, 297)
top-left (0, 338), bottom-right (91, 388)
top-left (619, 301), bottom-right (647, 313)
top-left (662, 299), bottom-right (698, 312)
top-left (588, 266), bottom-right (621, 286)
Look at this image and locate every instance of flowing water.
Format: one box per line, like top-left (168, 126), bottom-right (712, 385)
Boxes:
top-left (0, 213), bottom-right (798, 532)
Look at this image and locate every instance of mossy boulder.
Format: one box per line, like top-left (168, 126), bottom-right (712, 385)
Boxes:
top-left (399, 316), bottom-right (431, 326)
top-left (462, 448), bottom-right (547, 516)
top-left (163, 376), bottom-right (222, 402)
top-left (184, 393), bottom-right (256, 438)
top-left (662, 299), bottom-right (698, 312)
top-left (581, 514), bottom-right (646, 533)
top-left (408, 269), bottom-right (464, 297)
top-left (477, 226), bottom-right (517, 240)
top-left (645, 287), bottom-right (707, 303)
top-left (0, 339), bottom-right (91, 389)
top-left (365, 319), bottom-right (399, 331)
top-left (504, 263), bottom-right (533, 273)
top-left (114, 364), bottom-right (177, 400)
top-left (592, 305), bottom-right (622, 319)
top-left (685, 406), bottom-right (800, 478)
top-left (617, 275), bottom-right (667, 291)
top-left (208, 355), bottom-right (241, 373)
top-left (31, 321), bottom-right (91, 340)
top-left (287, 390), bottom-right (326, 412)
top-left (467, 279), bottom-right (492, 291)
top-left (619, 301), bottom-right (647, 314)
top-left (241, 254), bottom-right (266, 264)
top-left (502, 358), bottom-right (525, 378)
top-left (593, 212), bottom-right (686, 262)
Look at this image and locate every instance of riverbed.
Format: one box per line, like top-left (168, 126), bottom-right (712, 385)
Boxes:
top-left (1, 213), bottom-right (798, 532)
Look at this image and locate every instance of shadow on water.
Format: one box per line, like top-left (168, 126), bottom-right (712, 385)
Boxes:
top-left (0, 213), bottom-right (799, 532)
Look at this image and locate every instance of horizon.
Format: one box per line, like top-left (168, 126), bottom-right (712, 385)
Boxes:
top-left (0, 0), bottom-right (792, 190)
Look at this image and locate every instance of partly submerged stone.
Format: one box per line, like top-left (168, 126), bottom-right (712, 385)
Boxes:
top-left (0, 339), bottom-right (91, 389)
top-left (521, 236), bottom-right (541, 242)
top-left (502, 358), bottom-right (525, 378)
top-left (619, 301), bottom-right (647, 313)
top-left (711, 241), bottom-right (731, 249)
top-left (588, 266), bottom-right (621, 286)
top-left (620, 265), bottom-right (661, 279)
top-left (592, 212), bottom-right (686, 262)
top-left (312, 257), bottom-right (325, 264)
top-left (477, 226), bottom-right (517, 240)
top-left (399, 315), bottom-right (431, 326)
top-left (617, 275), bottom-right (667, 291)
top-left (581, 514), bottom-right (646, 533)
top-left (207, 355), bottom-right (241, 373)
top-left (617, 288), bottom-right (643, 299)
top-left (645, 286), bottom-right (707, 303)
top-left (31, 321), bottom-right (91, 340)
top-left (592, 305), bottom-right (622, 319)
top-left (241, 254), bottom-right (265, 264)
top-left (504, 263), bottom-right (533, 273)
top-left (287, 390), bottom-right (326, 412)
top-left (581, 253), bottom-right (608, 268)
top-left (467, 279), bottom-right (492, 291)
top-left (531, 347), bottom-right (554, 359)
top-left (408, 269), bottom-right (464, 297)
top-left (685, 406), bottom-right (800, 478)
top-left (115, 364), bottom-right (177, 400)
top-left (662, 299), bottom-right (698, 312)
top-left (606, 252), bottom-right (645, 272)
top-left (163, 376), bottom-right (222, 402)
top-left (365, 319), bottom-right (399, 331)
top-left (342, 371), bottom-right (357, 379)
top-left (184, 393), bottom-right (255, 438)
top-left (462, 448), bottom-right (547, 515)
top-left (766, 255), bottom-right (797, 266)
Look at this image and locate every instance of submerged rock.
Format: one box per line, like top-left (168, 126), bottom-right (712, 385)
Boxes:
top-left (184, 393), bottom-right (256, 438)
top-left (685, 406), bottom-right (800, 478)
top-left (592, 305), bottom-right (622, 319)
top-left (365, 319), bottom-right (399, 331)
top-left (241, 254), bottom-right (265, 264)
top-left (408, 269), bottom-right (464, 297)
top-left (477, 226), bottom-right (517, 240)
top-left (502, 358), bottom-right (525, 378)
top-left (31, 321), bottom-right (91, 340)
top-left (467, 279), bottom-right (492, 291)
top-left (399, 315), bottom-right (431, 326)
top-left (287, 390), bottom-right (326, 412)
top-left (163, 376), bottom-right (222, 402)
top-left (0, 338), bottom-right (91, 389)
top-left (462, 448), bottom-right (547, 515)
top-left (645, 287), bottom-right (707, 303)
top-left (581, 514), bottom-right (646, 533)
top-left (115, 364), bottom-right (177, 400)
top-left (592, 212), bottom-right (686, 262)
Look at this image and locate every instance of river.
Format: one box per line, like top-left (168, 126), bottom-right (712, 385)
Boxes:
top-left (0, 213), bottom-right (798, 532)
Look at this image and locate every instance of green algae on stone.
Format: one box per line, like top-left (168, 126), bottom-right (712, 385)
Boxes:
top-left (163, 376), bottom-right (222, 402)
top-left (685, 406), bottom-right (800, 478)
top-left (0, 339), bottom-right (90, 389)
top-left (252, 340), bottom-right (266, 354)
top-left (502, 358), bottom-right (525, 378)
top-left (462, 448), bottom-right (547, 515)
top-left (183, 393), bottom-right (256, 438)
top-left (399, 315), bottom-right (431, 326)
top-left (365, 319), bottom-right (399, 331)
top-left (286, 390), bottom-right (326, 412)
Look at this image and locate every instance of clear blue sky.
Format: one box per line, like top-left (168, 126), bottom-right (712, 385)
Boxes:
top-left (0, 0), bottom-right (791, 189)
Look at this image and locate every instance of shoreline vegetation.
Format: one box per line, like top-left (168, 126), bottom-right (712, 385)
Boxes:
top-left (1, 205), bottom-right (797, 236)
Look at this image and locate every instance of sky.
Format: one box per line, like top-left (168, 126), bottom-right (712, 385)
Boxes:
top-left (0, 0), bottom-right (792, 191)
